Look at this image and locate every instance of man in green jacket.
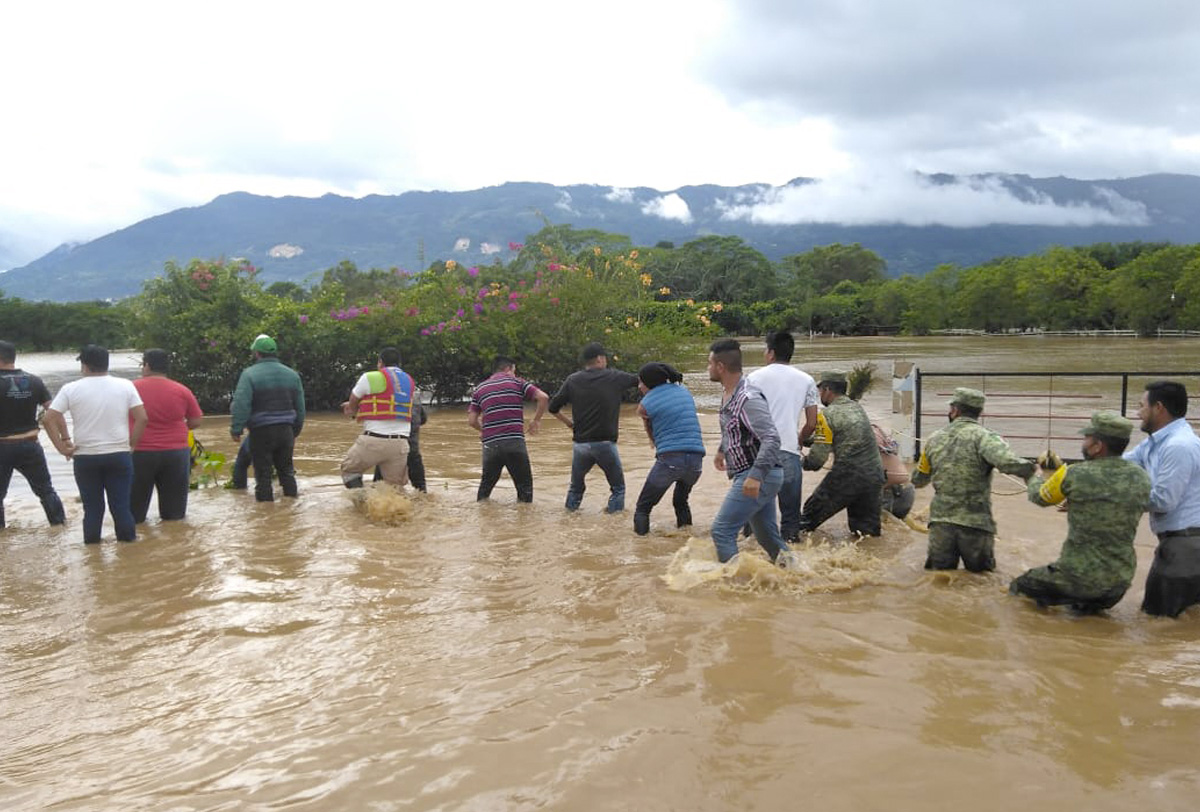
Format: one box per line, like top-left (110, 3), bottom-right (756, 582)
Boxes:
top-left (230, 334), bottom-right (305, 502)
top-left (913, 387), bottom-right (1034, 571)
top-left (1009, 412), bottom-right (1151, 612)
top-left (797, 370), bottom-right (886, 537)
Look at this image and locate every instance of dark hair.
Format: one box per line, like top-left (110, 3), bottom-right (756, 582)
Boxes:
top-left (638, 362), bottom-right (684, 389)
top-left (820, 380), bottom-right (848, 396)
top-left (493, 355), bottom-right (516, 373)
top-left (1095, 434), bottom-right (1130, 455)
top-left (955, 403), bottom-right (982, 419)
top-left (709, 338), bottom-right (742, 373)
top-left (78, 344), bottom-right (109, 372)
top-left (379, 347), bottom-right (401, 367)
top-left (0, 340), bottom-right (15, 364)
top-left (142, 348), bottom-right (170, 373)
top-left (1145, 380), bottom-right (1188, 418)
top-left (764, 330), bottom-right (795, 363)
top-left (581, 342), bottom-right (607, 362)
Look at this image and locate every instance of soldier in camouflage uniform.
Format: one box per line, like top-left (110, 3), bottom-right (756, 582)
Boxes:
top-left (912, 387), bottom-right (1034, 571)
top-left (797, 370), bottom-right (886, 536)
top-left (1009, 411), bottom-right (1151, 612)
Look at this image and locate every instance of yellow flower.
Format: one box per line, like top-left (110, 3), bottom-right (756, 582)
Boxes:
top-left (712, 302), bottom-right (724, 312)
top-left (626, 316), bottom-right (635, 325)
top-left (629, 250), bottom-right (639, 259)
top-left (446, 259), bottom-right (457, 270)
top-left (685, 298), bottom-right (695, 306)
top-left (639, 273), bottom-right (653, 287)
top-left (593, 246), bottom-right (602, 256)
top-left (604, 327), bottom-right (613, 334)
top-left (659, 286), bottom-right (671, 295)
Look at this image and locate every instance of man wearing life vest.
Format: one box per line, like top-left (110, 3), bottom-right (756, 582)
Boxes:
top-left (340, 347), bottom-right (417, 488)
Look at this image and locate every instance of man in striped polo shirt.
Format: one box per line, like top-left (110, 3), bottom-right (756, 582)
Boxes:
top-left (468, 356), bottom-right (549, 503)
top-left (707, 339), bottom-right (799, 568)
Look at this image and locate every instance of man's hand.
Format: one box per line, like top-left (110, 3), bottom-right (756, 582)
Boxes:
top-left (742, 477), bottom-right (761, 498)
top-left (714, 451), bottom-right (726, 472)
top-left (527, 416), bottom-right (542, 435)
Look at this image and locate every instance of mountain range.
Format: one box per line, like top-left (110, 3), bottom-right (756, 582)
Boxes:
top-left (3, 173), bottom-right (1199, 302)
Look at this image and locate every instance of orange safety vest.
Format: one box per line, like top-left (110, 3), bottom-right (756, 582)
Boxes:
top-left (357, 367), bottom-right (416, 422)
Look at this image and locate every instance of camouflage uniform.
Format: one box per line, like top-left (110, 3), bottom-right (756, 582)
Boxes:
top-left (798, 394), bottom-right (885, 536)
top-left (1010, 411), bottom-right (1152, 611)
top-left (1010, 457), bottom-right (1151, 610)
top-left (913, 400), bottom-right (1034, 570)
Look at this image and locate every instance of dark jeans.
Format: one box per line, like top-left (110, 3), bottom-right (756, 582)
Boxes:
top-left (0, 439), bottom-right (66, 528)
top-left (131, 447), bottom-right (191, 522)
top-left (633, 451), bottom-right (703, 535)
top-left (478, 438), bottom-right (533, 503)
top-left (1142, 533), bottom-right (1200, 618)
top-left (566, 440), bottom-right (625, 512)
top-left (73, 452), bottom-right (135, 543)
top-left (231, 436), bottom-right (252, 489)
top-left (250, 424), bottom-right (298, 502)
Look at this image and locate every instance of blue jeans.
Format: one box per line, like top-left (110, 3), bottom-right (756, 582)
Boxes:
top-left (73, 452), bottom-right (136, 543)
top-left (777, 452), bottom-right (803, 541)
top-left (566, 441), bottom-right (625, 512)
top-left (711, 467), bottom-right (787, 563)
top-left (633, 451), bottom-right (703, 534)
top-left (0, 439), bottom-right (66, 528)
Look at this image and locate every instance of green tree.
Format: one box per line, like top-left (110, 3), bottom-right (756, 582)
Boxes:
top-left (782, 243), bottom-right (887, 297)
top-left (645, 235), bottom-right (778, 304)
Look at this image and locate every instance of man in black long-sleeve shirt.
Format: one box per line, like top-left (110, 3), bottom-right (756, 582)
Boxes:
top-left (548, 342), bottom-right (638, 512)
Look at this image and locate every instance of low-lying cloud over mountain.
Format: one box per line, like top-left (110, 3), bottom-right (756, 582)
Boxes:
top-left (2, 172), bottom-right (1198, 302)
top-left (711, 172), bottom-right (1151, 228)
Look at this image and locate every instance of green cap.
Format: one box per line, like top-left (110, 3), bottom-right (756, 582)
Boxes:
top-left (950, 387), bottom-right (985, 410)
top-left (819, 370), bottom-right (847, 385)
top-left (1079, 410), bottom-right (1133, 441)
top-left (250, 334), bottom-right (277, 353)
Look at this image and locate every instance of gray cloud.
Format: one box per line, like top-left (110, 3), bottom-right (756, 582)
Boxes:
top-left (701, 1), bottom-right (1200, 175)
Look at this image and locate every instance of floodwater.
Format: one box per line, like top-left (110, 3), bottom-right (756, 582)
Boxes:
top-left (3, 338), bottom-right (1200, 811)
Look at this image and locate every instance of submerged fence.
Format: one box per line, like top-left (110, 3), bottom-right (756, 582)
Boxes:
top-left (891, 368), bottom-right (1200, 461)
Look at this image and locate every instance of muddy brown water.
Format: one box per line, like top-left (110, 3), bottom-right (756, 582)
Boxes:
top-left (3, 338), bottom-right (1200, 811)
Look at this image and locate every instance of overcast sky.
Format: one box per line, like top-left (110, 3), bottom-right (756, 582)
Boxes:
top-left (2, 0), bottom-right (1198, 267)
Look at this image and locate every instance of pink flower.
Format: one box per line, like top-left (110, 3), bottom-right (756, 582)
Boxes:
top-left (406, 307), bottom-right (420, 317)
top-left (473, 302), bottom-right (484, 315)
top-left (360, 306), bottom-right (370, 315)
top-left (550, 297), bottom-right (560, 305)
top-left (298, 314), bottom-right (309, 324)
top-left (420, 328), bottom-right (431, 336)
top-left (508, 242), bottom-right (523, 251)
top-left (468, 266), bottom-right (479, 278)
top-left (507, 302), bottom-right (519, 311)
top-left (547, 263), bottom-right (563, 272)
top-left (456, 308), bottom-right (465, 317)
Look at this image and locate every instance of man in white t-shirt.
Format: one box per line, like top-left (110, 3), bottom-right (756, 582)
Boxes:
top-left (340, 346), bottom-right (416, 488)
top-left (43, 344), bottom-right (148, 544)
top-left (746, 330), bottom-right (819, 541)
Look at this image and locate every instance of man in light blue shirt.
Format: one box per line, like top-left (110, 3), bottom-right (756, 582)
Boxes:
top-left (1124, 380), bottom-right (1200, 617)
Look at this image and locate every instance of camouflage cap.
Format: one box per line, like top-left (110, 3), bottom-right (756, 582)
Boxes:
top-left (949, 387), bottom-right (986, 410)
top-left (1078, 410), bottom-right (1133, 440)
top-left (819, 370), bottom-right (847, 385)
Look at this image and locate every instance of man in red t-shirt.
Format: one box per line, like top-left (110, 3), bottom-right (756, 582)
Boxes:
top-left (131, 349), bottom-right (203, 522)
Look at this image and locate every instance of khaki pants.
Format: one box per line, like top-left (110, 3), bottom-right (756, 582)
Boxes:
top-left (341, 434), bottom-right (410, 487)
